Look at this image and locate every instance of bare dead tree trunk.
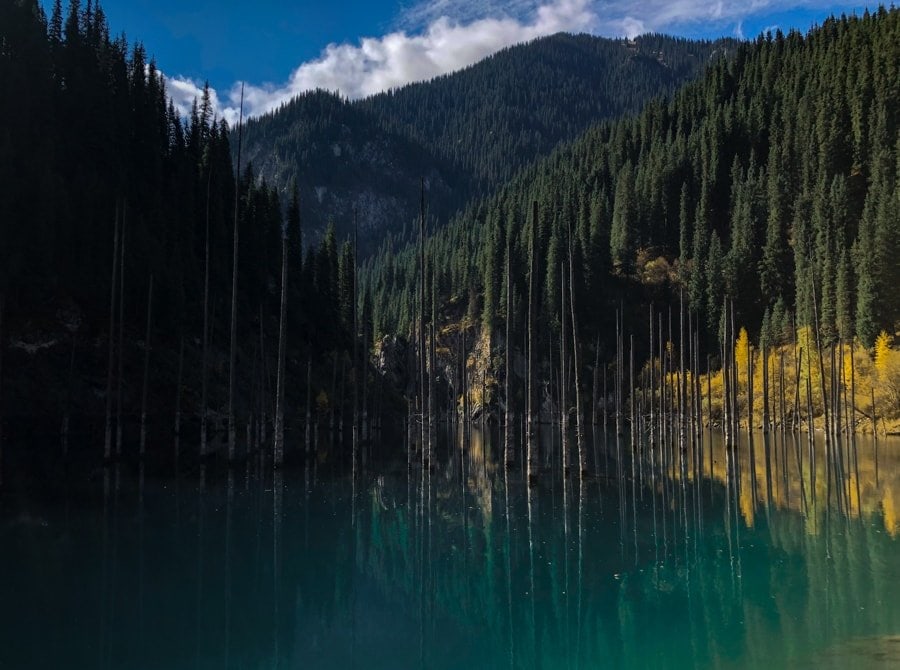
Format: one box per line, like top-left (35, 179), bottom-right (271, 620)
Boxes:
top-left (560, 253), bottom-right (569, 474)
top-left (139, 275), bottom-right (153, 457)
top-left (592, 335), bottom-right (600, 428)
top-left (338, 354), bottom-right (346, 442)
top-left (504, 225), bottom-right (513, 468)
top-left (0, 292), bottom-right (4, 487)
top-left (330, 351), bottom-right (338, 436)
top-left (62, 333), bottom-right (76, 455)
top-left (526, 201), bottom-right (539, 484)
top-left (116, 206), bottom-right (126, 456)
top-left (616, 310), bottom-right (622, 440)
top-left (352, 209), bottom-right (359, 462)
top-left (648, 304), bottom-right (654, 453)
top-left (174, 335), bottom-right (184, 463)
top-left (746, 334), bottom-right (753, 432)
top-left (810, 274), bottom-right (831, 469)
top-left (779, 350), bottom-right (786, 435)
top-left (361, 330), bottom-right (369, 442)
top-left (274, 221), bottom-right (289, 467)
top-left (305, 356), bottom-right (312, 454)
top-left (419, 179), bottom-right (427, 463)
top-left (850, 338), bottom-right (856, 435)
top-left (567, 220), bottom-right (585, 475)
top-left (679, 289), bottom-right (686, 452)
top-left (227, 83), bottom-right (245, 461)
top-left (762, 342), bottom-right (769, 432)
top-left (794, 347), bottom-right (804, 434)
top-left (105, 203), bottom-right (120, 460)
top-left (429, 250), bottom-right (436, 454)
top-left (200, 167), bottom-right (212, 458)
top-left (629, 334), bottom-right (635, 483)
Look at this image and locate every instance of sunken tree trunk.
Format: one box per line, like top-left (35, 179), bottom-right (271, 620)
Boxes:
top-left (104, 204), bottom-right (120, 460)
top-left (526, 201), bottom-right (539, 483)
top-left (139, 275), bottom-right (154, 457)
top-left (274, 222), bottom-right (289, 466)
top-left (227, 84), bottom-right (245, 461)
top-left (567, 220), bottom-right (586, 475)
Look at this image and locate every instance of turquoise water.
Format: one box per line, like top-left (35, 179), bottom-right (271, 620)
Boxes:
top-left (2, 431), bottom-right (900, 669)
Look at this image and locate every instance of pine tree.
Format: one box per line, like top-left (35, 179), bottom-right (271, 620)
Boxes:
top-left (610, 161), bottom-right (636, 274)
top-left (705, 231), bottom-right (724, 336)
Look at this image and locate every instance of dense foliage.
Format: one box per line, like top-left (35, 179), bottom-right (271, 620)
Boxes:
top-left (239, 33), bottom-right (732, 250)
top-left (364, 7), bottom-right (900, 380)
top-left (0, 0), bottom-right (367, 436)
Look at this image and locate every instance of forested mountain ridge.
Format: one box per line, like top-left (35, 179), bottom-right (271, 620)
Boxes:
top-left (359, 32), bottom-right (735, 192)
top-left (238, 32), bottom-right (734, 251)
top-left (240, 90), bottom-right (458, 253)
top-left (363, 8), bottom-right (899, 410)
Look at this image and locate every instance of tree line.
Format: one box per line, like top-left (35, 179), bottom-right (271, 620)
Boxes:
top-left (362, 7), bottom-right (900, 431)
top-left (0, 0), bottom-right (380, 462)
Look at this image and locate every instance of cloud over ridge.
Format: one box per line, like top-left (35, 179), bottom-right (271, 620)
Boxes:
top-left (163, 0), bottom-right (848, 125)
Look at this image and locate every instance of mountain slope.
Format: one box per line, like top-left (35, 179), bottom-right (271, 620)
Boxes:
top-left (239, 32), bottom-right (734, 250)
top-left (360, 32), bottom-right (734, 193)
top-left (241, 90), bottom-right (456, 251)
top-left (363, 8), bottom-right (899, 363)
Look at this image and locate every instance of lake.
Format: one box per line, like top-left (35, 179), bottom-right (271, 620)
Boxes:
top-left (2, 428), bottom-right (900, 669)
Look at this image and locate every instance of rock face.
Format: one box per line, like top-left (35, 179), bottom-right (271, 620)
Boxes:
top-left (375, 335), bottom-right (410, 393)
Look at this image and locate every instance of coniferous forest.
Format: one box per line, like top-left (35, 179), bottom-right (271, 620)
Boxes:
top-left (4, 2), bottom-right (900, 668)
top-left (1, 0), bottom-right (382, 461)
top-left (362, 7), bottom-right (900, 437)
top-left (2, 1), bottom-right (900, 464)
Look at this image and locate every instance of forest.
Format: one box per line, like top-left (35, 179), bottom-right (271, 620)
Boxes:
top-left (3, 3), bottom-right (900, 667)
top-left (239, 32), bottom-right (735, 251)
top-left (0, 0), bottom-right (380, 467)
top-left (361, 7), bottom-right (900, 441)
top-left (1, 0), bottom-right (899, 473)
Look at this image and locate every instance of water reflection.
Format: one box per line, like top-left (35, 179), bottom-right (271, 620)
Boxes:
top-left (0, 430), bottom-right (899, 669)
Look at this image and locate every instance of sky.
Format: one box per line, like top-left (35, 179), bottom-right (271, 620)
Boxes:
top-left (42, 0), bottom-right (877, 123)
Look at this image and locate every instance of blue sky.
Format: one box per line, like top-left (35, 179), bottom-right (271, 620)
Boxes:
top-left (42, 0), bottom-right (877, 121)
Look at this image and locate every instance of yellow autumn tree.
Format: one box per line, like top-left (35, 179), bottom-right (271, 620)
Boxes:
top-left (874, 331), bottom-right (900, 415)
top-left (874, 331), bottom-right (892, 375)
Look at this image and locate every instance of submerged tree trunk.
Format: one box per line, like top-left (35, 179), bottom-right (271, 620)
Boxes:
top-left (305, 355), bottom-right (312, 453)
top-left (62, 333), bottom-right (76, 455)
top-left (116, 207), bottom-right (126, 456)
top-left (567, 221), bottom-right (585, 475)
top-left (105, 204), bottom-right (120, 460)
top-left (504, 226), bottom-right (514, 467)
top-left (560, 254), bottom-right (568, 473)
top-left (352, 209), bottom-right (359, 460)
top-left (526, 201), bottom-right (539, 483)
top-left (274, 223), bottom-right (289, 467)
top-left (259, 305), bottom-right (269, 448)
top-left (227, 83), bottom-right (245, 461)
top-left (139, 275), bottom-right (154, 457)
top-left (419, 179), bottom-right (427, 463)
top-left (174, 335), bottom-right (184, 462)
top-left (429, 251), bottom-right (436, 452)
top-left (0, 293), bottom-right (4, 487)
top-left (200, 168), bottom-right (212, 458)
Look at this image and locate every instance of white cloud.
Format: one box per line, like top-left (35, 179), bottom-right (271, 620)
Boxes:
top-left (165, 75), bottom-right (223, 119)
top-left (162, 0), bottom-right (853, 125)
top-left (218, 0), bottom-right (596, 121)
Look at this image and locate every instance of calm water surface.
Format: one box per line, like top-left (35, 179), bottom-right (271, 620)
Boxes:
top-left (2, 430), bottom-right (900, 669)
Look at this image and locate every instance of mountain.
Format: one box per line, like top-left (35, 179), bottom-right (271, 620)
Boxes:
top-left (239, 33), bottom-right (734, 250)
top-left (240, 90), bottom-right (457, 252)
top-left (363, 8), bottom-right (899, 371)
